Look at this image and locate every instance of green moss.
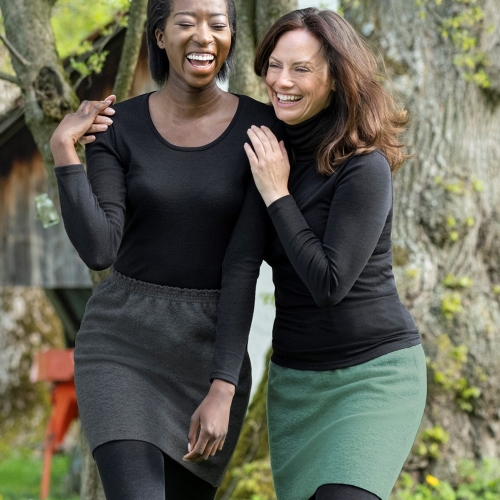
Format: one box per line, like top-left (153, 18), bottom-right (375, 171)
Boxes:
top-left (442, 274), bottom-right (473, 289)
top-left (414, 426), bottom-right (450, 460)
top-left (393, 246), bottom-right (410, 267)
top-left (441, 292), bottom-right (464, 319)
top-left (416, 0), bottom-right (492, 89)
top-left (428, 335), bottom-right (481, 413)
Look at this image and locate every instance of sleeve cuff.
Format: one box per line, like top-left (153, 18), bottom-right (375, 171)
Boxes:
top-left (54, 164), bottom-right (85, 175)
top-left (267, 194), bottom-right (294, 214)
top-left (209, 371), bottom-right (238, 386)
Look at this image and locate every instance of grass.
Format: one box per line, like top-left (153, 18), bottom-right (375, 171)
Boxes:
top-left (0, 451), bottom-right (79, 500)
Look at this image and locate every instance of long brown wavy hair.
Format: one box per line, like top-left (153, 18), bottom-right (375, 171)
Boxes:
top-left (254, 8), bottom-right (410, 174)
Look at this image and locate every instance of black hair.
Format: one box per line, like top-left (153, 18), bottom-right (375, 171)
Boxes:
top-left (147, 0), bottom-right (237, 86)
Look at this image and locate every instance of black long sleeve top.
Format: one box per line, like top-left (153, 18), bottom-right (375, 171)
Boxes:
top-left (55, 92), bottom-right (283, 386)
top-left (265, 107), bottom-right (420, 370)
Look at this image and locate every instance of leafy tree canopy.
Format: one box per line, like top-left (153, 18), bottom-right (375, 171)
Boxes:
top-left (51, 0), bottom-right (130, 58)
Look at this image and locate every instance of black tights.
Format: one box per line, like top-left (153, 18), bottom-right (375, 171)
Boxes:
top-left (309, 484), bottom-right (381, 500)
top-left (93, 440), bottom-right (217, 500)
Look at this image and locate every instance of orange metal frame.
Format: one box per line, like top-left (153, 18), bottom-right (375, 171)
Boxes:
top-left (32, 349), bottom-right (78, 500)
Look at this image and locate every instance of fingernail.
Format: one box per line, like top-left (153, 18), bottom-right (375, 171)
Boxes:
top-left (104, 100), bottom-right (112, 104)
top-left (105, 118), bottom-right (113, 124)
top-left (100, 125), bottom-right (108, 130)
top-left (188, 443), bottom-right (192, 452)
top-left (108, 108), bottom-right (116, 115)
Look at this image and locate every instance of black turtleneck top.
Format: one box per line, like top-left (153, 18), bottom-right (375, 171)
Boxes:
top-left (265, 108), bottom-right (421, 370)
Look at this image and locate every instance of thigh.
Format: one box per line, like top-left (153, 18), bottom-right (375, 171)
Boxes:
top-left (310, 484), bottom-right (381, 500)
top-left (164, 453), bottom-right (217, 500)
top-left (94, 440), bottom-right (166, 500)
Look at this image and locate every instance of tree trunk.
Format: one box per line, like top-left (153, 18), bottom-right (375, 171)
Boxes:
top-left (343, 0), bottom-right (500, 484)
top-left (112, 0), bottom-right (148, 103)
top-left (230, 0), bottom-right (298, 100)
top-left (0, 0), bottom-right (78, 191)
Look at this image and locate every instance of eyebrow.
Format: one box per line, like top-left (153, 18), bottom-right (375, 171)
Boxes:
top-left (269, 55), bottom-right (312, 65)
top-left (174, 12), bottom-right (228, 18)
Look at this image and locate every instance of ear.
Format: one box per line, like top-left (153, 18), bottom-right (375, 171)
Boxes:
top-left (331, 79), bottom-right (336, 91)
top-left (155, 28), bottom-right (165, 49)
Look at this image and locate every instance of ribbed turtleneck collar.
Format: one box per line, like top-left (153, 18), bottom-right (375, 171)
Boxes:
top-left (284, 106), bottom-right (331, 163)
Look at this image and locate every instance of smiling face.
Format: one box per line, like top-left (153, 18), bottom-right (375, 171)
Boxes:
top-left (265, 29), bottom-right (335, 125)
top-left (156, 0), bottom-right (232, 88)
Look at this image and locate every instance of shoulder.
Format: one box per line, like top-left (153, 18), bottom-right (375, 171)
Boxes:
top-left (340, 150), bottom-right (391, 180)
top-left (109, 93), bottom-right (150, 130)
top-left (237, 94), bottom-right (280, 128)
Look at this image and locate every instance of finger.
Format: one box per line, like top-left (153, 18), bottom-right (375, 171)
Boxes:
top-left (189, 428), bottom-right (212, 461)
top-left (78, 135), bottom-right (96, 145)
top-left (261, 126), bottom-right (281, 151)
top-left (218, 436), bottom-right (226, 451)
top-left (202, 439), bottom-right (219, 460)
top-left (92, 115), bottom-right (114, 125)
top-left (247, 129), bottom-right (266, 160)
top-left (250, 125), bottom-right (275, 153)
top-left (279, 141), bottom-right (290, 168)
top-left (244, 142), bottom-right (259, 168)
top-left (103, 94), bottom-right (117, 105)
top-left (90, 100), bottom-right (114, 117)
top-left (187, 415), bottom-right (200, 453)
top-left (85, 124), bottom-right (109, 134)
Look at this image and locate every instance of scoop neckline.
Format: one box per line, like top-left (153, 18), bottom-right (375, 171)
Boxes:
top-left (144, 91), bottom-right (243, 151)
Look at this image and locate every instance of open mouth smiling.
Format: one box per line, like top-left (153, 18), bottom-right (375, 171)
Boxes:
top-left (276, 93), bottom-right (304, 104)
top-left (186, 53), bottom-right (216, 68)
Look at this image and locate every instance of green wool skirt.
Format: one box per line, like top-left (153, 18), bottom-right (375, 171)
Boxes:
top-left (267, 345), bottom-right (427, 500)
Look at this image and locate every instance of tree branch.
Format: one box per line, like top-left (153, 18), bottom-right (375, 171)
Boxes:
top-left (0, 71), bottom-right (20, 86)
top-left (0, 33), bottom-right (31, 66)
top-left (112, 0), bottom-right (149, 102)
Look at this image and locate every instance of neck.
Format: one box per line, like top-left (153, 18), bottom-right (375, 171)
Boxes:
top-left (285, 106), bottom-right (331, 163)
top-left (158, 73), bottom-right (226, 119)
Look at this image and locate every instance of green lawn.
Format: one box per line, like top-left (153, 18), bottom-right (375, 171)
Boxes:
top-left (0, 452), bottom-right (79, 500)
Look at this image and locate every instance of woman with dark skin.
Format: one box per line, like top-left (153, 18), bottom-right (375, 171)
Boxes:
top-left (50, 0), bottom-right (283, 498)
top-left (244, 9), bottom-right (426, 500)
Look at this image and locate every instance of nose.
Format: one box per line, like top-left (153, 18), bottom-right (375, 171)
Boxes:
top-left (275, 68), bottom-right (294, 89)
top-left (192, 22), bottom-right (213, 46)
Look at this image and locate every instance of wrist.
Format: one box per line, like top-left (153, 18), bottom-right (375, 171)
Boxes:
top-left (50, 135), bottom-right (80, 167)
top-left (263, 189), bottom-right (290, 207)
top-left (210, 379), bottom-right (236, 398)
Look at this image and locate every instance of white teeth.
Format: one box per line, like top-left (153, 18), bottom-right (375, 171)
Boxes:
top-left (277, 93), bottom-right (303, 102)
top-left (187, 54), bottom-right (215, 61)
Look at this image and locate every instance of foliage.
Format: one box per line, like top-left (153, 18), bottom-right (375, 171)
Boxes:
top-left (415, 0), bottom-right (492, 88)
top-left (413, 426), bottom-right (450, 460)
top-left (427, 335), bottom-right (481, 412)
top-left (230, 460), bottom-right (276, 500)
top-left (51, 0), bottom-right (130, 58)
top-left (0, 450), bottom-right (79, 500)
top-left (391, 459), bottom-right (500, 499)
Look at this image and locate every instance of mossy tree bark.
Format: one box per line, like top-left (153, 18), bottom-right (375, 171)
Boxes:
top-left (229, 0), bottom-right (298, 101)
top-left (342, 0), bottom-right (500, 484)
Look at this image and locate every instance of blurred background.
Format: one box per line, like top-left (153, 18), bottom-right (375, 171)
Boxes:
top-left (1, 0), bottom-right (499, 498)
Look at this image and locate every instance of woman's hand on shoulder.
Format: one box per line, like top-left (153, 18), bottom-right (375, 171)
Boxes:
top-left (78, 94), bottom-right (116, 145)
top-left (244, 125), bottom-right (290, 207)
top-left (50, 95), bottom-right (116, 167)
top-left (183, 379), bottom-right (235, 463)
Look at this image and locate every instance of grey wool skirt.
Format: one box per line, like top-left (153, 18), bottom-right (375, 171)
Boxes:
top-left (74, 270), bottom-right (252, 487)
top-left (267, 345), bottom-right (427, 500)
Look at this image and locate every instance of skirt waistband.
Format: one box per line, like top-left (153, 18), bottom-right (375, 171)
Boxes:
top-left (108, 269), bottom-right (220, 302)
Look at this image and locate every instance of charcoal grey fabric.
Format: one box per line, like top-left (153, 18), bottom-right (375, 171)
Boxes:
top-left (74, 270), bottom-right (252, 487)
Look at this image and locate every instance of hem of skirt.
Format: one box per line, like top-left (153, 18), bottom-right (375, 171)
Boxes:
top-left (88, 434), bottom-right (223, 487)
top-left (270, 336), bottom-right (421, 371)
top-left (109, 269), bottom-right (221, 302)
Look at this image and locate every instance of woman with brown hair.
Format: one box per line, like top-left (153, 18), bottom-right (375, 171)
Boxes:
top-left (244, 8), bottom-right (426, 500)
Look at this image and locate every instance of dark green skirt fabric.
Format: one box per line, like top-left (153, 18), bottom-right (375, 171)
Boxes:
top-left (267, 345), bottom-right (427, 500)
